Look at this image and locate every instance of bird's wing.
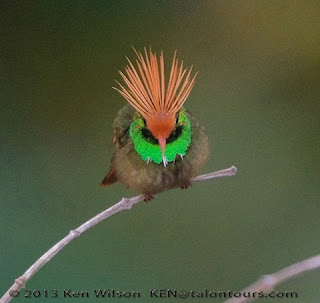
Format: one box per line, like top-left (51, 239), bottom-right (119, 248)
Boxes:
top-left (101, 105), bottom-right (135, 187)
top-left (112, 104), bottom-right (135, 149)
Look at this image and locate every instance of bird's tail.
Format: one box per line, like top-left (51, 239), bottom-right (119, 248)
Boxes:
top-left (101, 167), bottom-right (118, 187)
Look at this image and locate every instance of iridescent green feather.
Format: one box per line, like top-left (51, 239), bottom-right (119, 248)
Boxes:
top-left (130, 110), bottom-right (192, 164)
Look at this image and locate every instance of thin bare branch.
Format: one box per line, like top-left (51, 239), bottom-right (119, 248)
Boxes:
top-left (1, 166), bottom-right (237, 303)
top-left (224, 253), bottom-right (320, 303)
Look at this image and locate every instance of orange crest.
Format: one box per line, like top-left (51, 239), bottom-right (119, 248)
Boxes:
top-left (114, 47), bottom-right (197, 140)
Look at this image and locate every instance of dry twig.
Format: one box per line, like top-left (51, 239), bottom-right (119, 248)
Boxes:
top-left (1, 166), bottom-right (237, 303)
top-left (224, 253), bottom-right (320, 303)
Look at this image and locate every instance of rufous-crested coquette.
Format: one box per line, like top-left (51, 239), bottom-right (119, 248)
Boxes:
top-left (101, 48), bottom-right (209, 201)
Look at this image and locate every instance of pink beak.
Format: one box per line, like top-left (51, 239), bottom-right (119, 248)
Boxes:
top-left (158, 136), bottom-right (166, 155)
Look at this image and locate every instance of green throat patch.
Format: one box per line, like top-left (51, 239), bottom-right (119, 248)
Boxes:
top-left (130, 110), bottom-right (192, 164)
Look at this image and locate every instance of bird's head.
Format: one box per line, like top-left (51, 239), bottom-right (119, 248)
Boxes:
top-left (114, 47), bottom-right (196, 166)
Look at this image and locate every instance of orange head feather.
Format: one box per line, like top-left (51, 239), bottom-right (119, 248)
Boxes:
top-left (114, 47), bottom-right (197, 155)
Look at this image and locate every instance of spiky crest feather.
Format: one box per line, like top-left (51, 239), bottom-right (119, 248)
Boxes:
top-left (114, 47), bottom-right (197, 140)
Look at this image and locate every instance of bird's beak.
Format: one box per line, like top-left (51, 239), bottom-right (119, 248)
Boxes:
top-left (158, 136), bottom-right (168, 166)
top-left (158, 136), bottom-right (166, 155)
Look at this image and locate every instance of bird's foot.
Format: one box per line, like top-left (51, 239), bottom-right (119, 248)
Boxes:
top-left (144, 193), bottom-right (155, 202)
top-left (180, 179), bottom-right (192, 189)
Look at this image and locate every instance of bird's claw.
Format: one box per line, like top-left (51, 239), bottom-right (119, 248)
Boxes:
top-left (144, 193), bottom-right (155, 202)
top-left (181, 179), bottom-right (192, 189)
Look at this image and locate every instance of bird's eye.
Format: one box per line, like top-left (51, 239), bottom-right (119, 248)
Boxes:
top-left (141, 128), bottom-right (158, 144)
top-left (167, 125), bottom-right (183, 144)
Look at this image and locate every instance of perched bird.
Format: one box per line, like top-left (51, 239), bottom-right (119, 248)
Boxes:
top-left (101, 48), bottom-right (209, 201)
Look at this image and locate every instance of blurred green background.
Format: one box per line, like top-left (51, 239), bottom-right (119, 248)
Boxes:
top-left (1, 1), bottom-right (320, 302)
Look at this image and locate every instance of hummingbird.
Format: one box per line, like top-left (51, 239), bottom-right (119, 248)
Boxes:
top-left (101, 48), bottom-right (209, 201)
